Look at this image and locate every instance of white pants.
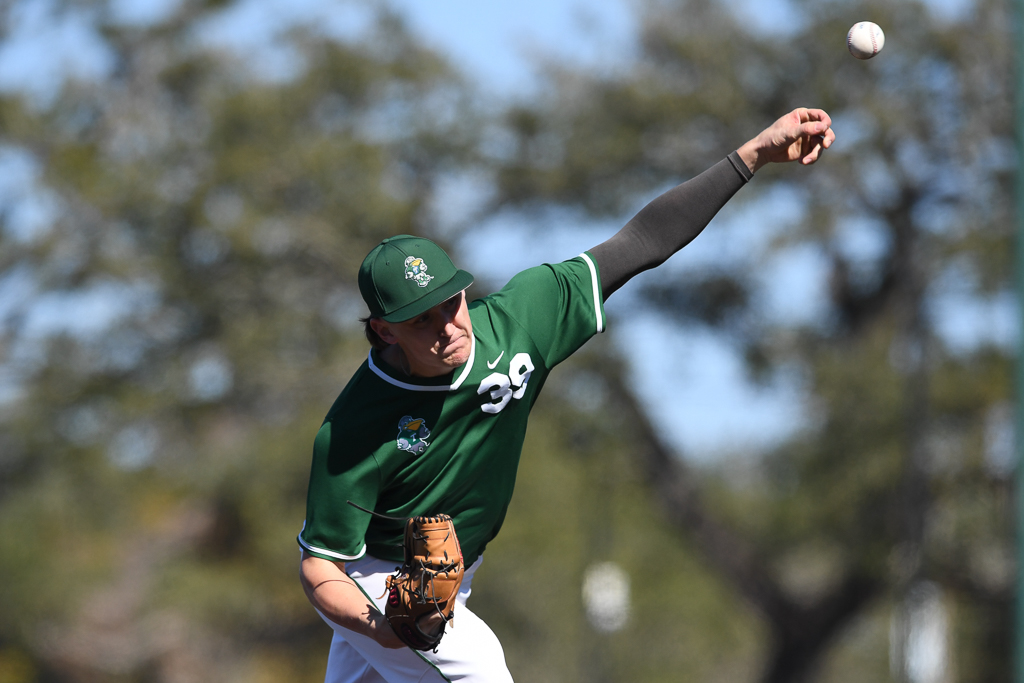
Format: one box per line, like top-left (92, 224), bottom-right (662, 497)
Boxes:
top-left (318, 556), bottom-right (514, 683)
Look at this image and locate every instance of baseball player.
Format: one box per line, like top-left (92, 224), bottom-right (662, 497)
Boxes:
top-left (298, 108), bottom-right (836, 682)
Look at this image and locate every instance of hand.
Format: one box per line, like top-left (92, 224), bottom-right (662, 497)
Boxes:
top-left (737, 108), bottom-right (835, 173)
top-left (299, 552), bottom-right (407, 650)
top-left (372, 605), bottom-right (446, 650)
top-left (368, 612), bottom-right (408, 649)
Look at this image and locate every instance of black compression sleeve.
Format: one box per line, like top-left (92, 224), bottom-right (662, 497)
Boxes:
top-left (590, 151), bottom-right (753, 300)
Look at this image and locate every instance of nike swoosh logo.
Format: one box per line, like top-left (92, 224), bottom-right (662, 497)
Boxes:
top-left (487, 351), bottom-right (505, 370)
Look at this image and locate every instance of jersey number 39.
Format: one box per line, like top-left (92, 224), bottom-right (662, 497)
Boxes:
top-left (477, 352), bottom-right (535, 414)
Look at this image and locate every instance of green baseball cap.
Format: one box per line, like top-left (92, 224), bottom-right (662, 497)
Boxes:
top-left (358, 235), bottom-right (475, 323)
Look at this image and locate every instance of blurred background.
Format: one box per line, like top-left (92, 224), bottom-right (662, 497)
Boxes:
top-left (0, 0), bottom-right (1015, 681)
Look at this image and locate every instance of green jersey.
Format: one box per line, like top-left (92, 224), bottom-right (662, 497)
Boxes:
top-left (298, 254), bottom-right (605, 566)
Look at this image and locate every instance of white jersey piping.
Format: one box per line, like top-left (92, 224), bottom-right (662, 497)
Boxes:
top-left (298, 523), bottom-right (366, 561)
top-left (578, 252), bottom-right (605, 334)
top-left (367, 335), bottom-right (476, 392)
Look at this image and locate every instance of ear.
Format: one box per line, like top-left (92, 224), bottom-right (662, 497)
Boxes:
top-left (369, 318), bottom-right (399, 345)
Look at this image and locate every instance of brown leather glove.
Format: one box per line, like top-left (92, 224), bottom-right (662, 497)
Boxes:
top-left (383, 514), bottom-right (464, 651)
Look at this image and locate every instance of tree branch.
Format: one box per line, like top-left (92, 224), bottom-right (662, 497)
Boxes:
top-left (603, 367), bottom-right (881, 683)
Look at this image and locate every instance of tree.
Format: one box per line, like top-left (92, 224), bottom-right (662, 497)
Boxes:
top-left (0, 2), bottom-right (482, 680)
top-left (487, 0), bottom-right (1015, 680)
top-left (0, 0), bottom-right (1014, 681)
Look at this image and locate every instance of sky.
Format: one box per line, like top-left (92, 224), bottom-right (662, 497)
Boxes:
top-left (0, 0), bottom-right (1010, 462)
top-left (372, 0), bottom-right (1011, 464)
top-left (380, 0), bottom-right (1008, 460)
top-left (386, 0), bottom-right (637, 96)
top-left (378, 0), bottom-right (815, 458)
top-left (0, 4), bottom-right (986, 672)
top-left (395, 0), bottom-right (812, 457)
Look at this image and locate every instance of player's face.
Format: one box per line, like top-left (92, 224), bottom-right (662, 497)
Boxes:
top-left (373, 291), bottom-right (473, 378)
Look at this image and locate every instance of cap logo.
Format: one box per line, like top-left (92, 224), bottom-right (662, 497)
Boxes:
top-left (404, 256), bottom-right (434, 288)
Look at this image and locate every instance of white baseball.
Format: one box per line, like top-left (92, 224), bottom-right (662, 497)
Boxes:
top-left (847, 21), bottom-right (885, 60)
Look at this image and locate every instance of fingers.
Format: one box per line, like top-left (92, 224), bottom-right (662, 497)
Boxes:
top-left (801, 131), bottom-right (833, 164)
top-left (756, 107), bottom-right (835, 167)
top-left (801, 142), bottom-right (823, 165)
top-left (795, 109), bottom-right (835, 164)
top-left (792, 107), bottom-right (833, 143)
top-left (793, 107), bottom-right (832, 128)
top-left (798, 119), bottom-right (831, 138)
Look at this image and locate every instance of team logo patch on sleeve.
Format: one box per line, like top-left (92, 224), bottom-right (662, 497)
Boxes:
top-left (396, 416), bottom-right (431, 455)
top-left (404, 257), bottom-right (434, 288)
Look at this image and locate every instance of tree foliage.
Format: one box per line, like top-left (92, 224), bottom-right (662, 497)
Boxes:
top-left (0, 0), bottom-right (1015, 682)
top-left (489, 0), bottom-right (1015, 681)
top-left (0, 2), bottom-right (481, 680)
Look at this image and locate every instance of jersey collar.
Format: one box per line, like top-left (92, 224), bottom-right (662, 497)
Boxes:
top-left (367, 335), bottom-right (476, 392)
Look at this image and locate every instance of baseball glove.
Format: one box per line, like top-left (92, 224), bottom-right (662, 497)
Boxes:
top-left (383, 514), bottom-right (464, 651)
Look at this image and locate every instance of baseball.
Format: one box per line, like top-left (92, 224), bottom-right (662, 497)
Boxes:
top-left (847, 21), bottom-right (885, 60)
